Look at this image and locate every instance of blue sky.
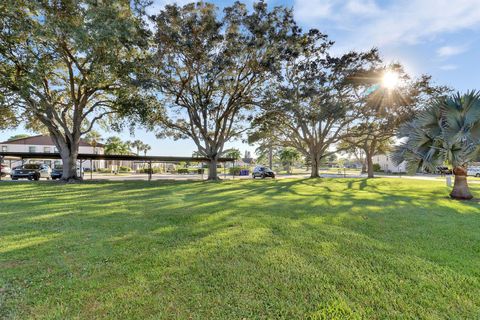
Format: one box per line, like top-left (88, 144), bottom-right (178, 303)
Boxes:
top-left (2, 0), bottom-right (479, 156)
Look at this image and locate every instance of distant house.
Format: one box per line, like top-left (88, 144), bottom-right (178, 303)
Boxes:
top-left (372, 153), bottom-right (406, 173)
top-left (0, 135), bottom-right (106, 170)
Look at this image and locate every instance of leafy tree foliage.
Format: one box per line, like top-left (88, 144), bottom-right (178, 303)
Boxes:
top-left (129, 140), bottom-right (144, 156)
top-left (247, 118), bottom-right (283, 169)
top-left (393, 91), bottom-right (480, 200)
top-left (104, 137), bottom-right (132, 155)
top-left (142, 144), bottom-right (151, 156)
top-left (279, 147), bottom-right (301, 174)
top-left (254, 28), bottom-right (380, 178)
top-left (344, 66), bottom-right (451, 178)
top-left (0, 0), bottom-right (151, 180)
top-left (7, 134), bottom-right (30, 141)
top-left (224, 148), bottom-right (241, 160)
top-left (84, 130), bottom-right (103, 149)
top-left (147, 1), bottom-right (296, 180)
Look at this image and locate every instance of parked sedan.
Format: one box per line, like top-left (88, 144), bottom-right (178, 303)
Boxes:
top-left (467, 167), bottom-right (480, 177)
top-left (252, 166), bottom-right (275, 179)
top-left (11, 164), bottom-right (51, 181)
top-left (0, 164), bottom-right (11, 177)
top-left (435, 166), bottom-right (452, 175)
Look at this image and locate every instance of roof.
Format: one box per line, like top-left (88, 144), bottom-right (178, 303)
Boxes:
top-left (0, 135), bottom-right (105, 148)
top-left (0, 151), bottom-right (235, 163)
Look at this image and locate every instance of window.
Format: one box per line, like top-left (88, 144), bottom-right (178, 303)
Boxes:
top-left (1, 146), bottom-right (6, 152)
top-left (29, 146), bottom-right (36, 153)
top-left (44, 147), bottom-right (51, 153)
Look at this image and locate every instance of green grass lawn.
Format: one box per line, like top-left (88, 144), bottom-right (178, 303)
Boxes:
top-left (1, 178), bottom-right (479, 319)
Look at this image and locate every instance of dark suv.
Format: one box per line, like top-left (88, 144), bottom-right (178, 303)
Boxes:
top-left (252, 166), bottom-right (275, 179)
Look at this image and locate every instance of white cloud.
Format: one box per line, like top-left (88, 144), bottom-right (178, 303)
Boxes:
top-left (294, 0), bottom-right (480, 49)
top-left (436, 45), bottom-right (468, 58)
top-left (344, 0), bottom-right (381, 16)
top-left (294, 0), bottom-right (334, 22)
top-left (439, 64), bottom-right (458, 71)
top-left (295, 0), bottom-right (379, 23)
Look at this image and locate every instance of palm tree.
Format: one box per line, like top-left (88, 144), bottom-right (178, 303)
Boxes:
top-left (104, 137), bottom-right (131, 155)
top-left (142, 144), bottom-right (151, 156)
top-left (104, 137), bottom-right (132, 172)
top-left (393, 91), bottom-right (480, 200)
top-left (84, 130), bottom-right (103, 151)
top-left (279, 147), bottom-right (301, 174)
top-left (131, 140), bottom-right (145, 156)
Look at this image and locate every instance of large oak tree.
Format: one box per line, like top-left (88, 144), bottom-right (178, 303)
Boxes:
top-left (148, 1), bottom-right (296, 180)
top-left (0, 0), bottom-right (151, 180)
top-left (254, 29), bottom-right (380, 178)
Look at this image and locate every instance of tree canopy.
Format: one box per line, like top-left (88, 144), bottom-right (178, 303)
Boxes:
top-left (253, 28), bottom-right (380, 178)
top-left (0, 0), bottom-right (152, 180)
top-left (145, 1), bottom-right (297, 179)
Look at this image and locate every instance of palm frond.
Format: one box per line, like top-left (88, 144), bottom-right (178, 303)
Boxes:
top-left (393, 91), bottom-right (480, 169)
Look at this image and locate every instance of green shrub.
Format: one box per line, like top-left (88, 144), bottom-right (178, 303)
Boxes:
top-left (373, 163), bottom-right (382, 172)
top-left (229, 167), bottom-right (249, 175)
top-left (177, 168), bottom-right (189, 174)
top-left (119, 166), bottom-right (131, 172)
top-left (138, 167), bottom-right (163, 174)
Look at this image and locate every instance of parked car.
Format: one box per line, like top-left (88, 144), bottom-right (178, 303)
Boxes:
top-left (467, 167), bottom-right (480, 177)
top-left (51, 165), bottom-right (84, 180)
top-left (11, 164), bottom-right (51, 181)
top-left (0, 163), bottom-right (11, 177)
top-left (435, 166), bottom-right (452, 175)
top-left (252, 166), bottom-right (275, 179)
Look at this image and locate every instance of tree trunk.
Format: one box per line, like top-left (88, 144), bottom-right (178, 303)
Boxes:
top-left (208, 158), bottom-right (219, 180)
top-left (365, 138), bottom-right (377, 178)
top-left (366, 153), bottom-right (374, 178)
top-left (268, 146), bottom-right (273, 169)
top-left (310, 153), bottom-right (321, 178)
top-left (60, 149), bottom-right (79, 181)
top-left (51, 132), bottom-right (80, 182)
top-left (450, 166), bottom-right (473, 200)
top-left (361, 161), bottom-right (367, 174)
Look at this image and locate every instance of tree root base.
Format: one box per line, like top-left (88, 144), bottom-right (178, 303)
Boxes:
top-left (59, 177), bottom-right (83, 183)
top-left (449, 194), bottom-right (475, 201)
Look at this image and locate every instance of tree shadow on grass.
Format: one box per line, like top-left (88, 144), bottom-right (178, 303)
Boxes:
top-left (1, 178), bottom-right (480, 318)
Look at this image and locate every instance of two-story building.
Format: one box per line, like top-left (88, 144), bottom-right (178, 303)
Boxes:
top-left (0, 135), bottom-right (106, 170)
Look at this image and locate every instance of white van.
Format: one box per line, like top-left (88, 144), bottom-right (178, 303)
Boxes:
top-left (467, 166), bottom-right (480, 177)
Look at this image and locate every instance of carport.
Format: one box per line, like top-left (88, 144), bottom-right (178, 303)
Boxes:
top-left (0, 152), bottom-right (236, 181)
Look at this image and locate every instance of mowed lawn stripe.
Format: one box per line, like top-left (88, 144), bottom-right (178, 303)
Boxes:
top-left (0, 178), bottom-right (479, 319)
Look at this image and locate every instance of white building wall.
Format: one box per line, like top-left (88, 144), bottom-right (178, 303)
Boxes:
top-left (372, 154), bottom-right (406, 173)
top-left (0, 143), bottom-right (105, 170)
